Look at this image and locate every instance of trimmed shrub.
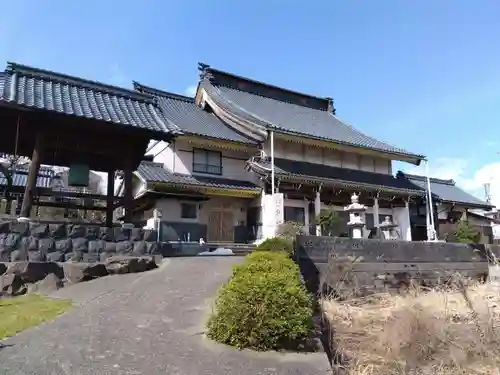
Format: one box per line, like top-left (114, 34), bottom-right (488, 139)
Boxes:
top-left (207, 251), bottom-right (313, 351)
top-left (255, 237), bottom-right (294, 255)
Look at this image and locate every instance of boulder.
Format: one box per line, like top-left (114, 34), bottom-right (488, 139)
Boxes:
top-left (32, 273), bottom-right (64, 294)
top-left (0, 262), bottom-right (6, 276)
top-left (10, 248), bottom-right (28, 261)
top-left (63, 262), bottom-right (108, 284)
top-left (105, 256), bottom-right (157, 274)
top-left (0, 273), bottom-right (27, 297)
top-left (6, 261), bottom-right (64, 283)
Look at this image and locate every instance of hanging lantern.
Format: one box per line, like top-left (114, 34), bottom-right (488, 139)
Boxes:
top-left (68, 163), bottom-right (89, 187)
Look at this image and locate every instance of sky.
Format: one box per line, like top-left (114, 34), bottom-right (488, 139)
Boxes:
top-left (1, 1), bottom-right (500, 204)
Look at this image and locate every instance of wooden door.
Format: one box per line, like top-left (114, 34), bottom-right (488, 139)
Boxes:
top-left (207, 210), bottom-right (234, 242)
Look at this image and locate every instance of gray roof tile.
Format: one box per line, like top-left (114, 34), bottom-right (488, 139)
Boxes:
top-left (248, 157), bottom-right (424, 196)
top-left (133, 82), bottom-right (257, 144)
top-left (199, 65), bottom-right (424, 160)
top-left (137, 161), bottom-right (260, 191)
top-left (0, 63), bottom-right (180, 135)
top-left (397, 172), bottom-right (493, 208)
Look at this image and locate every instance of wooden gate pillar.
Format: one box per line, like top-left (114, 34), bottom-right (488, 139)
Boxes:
top-left (20, 134), bottom-right (44, 219)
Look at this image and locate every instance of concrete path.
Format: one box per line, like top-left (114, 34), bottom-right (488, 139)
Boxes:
top-left (0, 257), bottom-right (331, 375)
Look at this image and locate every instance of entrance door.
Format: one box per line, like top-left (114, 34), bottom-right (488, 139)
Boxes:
top-left (207, 210), bottom-right (234, 242)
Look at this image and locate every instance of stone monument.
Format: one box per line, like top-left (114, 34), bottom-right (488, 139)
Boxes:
top-left (379, 216), bottom-right (399, 240)
top-left (345, 193), bottom-right (366, 239)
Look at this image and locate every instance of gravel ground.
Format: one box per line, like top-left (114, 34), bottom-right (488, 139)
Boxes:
top-left (0, 257), bottom-right (331, 375)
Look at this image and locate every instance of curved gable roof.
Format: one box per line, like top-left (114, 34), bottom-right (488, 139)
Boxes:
top-left (133, 82), bottom-right (257, 144)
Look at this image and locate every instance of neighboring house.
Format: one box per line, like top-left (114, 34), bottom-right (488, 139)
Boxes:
top-left (0, 165), bottom-right (107, 219)
top-left (123, 63), bottom-right (429, 243)
top-left (397, 172), bottom-right (495, 242)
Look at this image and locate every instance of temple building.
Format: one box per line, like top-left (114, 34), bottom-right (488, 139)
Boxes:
top-left (124, 63), bottom-right (431, 243)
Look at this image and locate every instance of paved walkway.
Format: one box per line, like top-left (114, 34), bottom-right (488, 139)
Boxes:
top-left (0, 257), bottom-right (331, 375)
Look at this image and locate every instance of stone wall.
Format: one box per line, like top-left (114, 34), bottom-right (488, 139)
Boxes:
top-left (295, 236), bottom-right (500, 297)
top-left (0, 220), bottom-right (160, 263)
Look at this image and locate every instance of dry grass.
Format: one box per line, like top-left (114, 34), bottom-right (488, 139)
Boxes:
top-left (323, 282), bottom-right (500, 374)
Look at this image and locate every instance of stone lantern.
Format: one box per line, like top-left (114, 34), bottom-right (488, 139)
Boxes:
top-left (379, 216), bottom-right (399, 240)
top-left (345, 193), bottom-right (366, 239)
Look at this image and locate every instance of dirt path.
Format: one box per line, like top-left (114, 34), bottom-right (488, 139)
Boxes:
top-left (0, 257), bottom-right (330, 374)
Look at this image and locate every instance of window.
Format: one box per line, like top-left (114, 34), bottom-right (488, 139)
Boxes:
top-left (193, 148), bottom-right (222, 175)
top-left (180, 202), bottom-right (198, 219)
top-left (284, 207), bottom-right (305, 224)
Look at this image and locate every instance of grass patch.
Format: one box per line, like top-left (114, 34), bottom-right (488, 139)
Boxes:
top-left (0, 294), bottom-right (72, 339)
top-left (207, 251), bottom-right (313, 351)
top-left (323, 282), bottom-right (500, 374)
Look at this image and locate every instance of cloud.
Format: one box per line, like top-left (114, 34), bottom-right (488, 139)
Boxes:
top-left (400, 157), bottom-right (500, 207)
top-left (184, 85), bottom-right (197, 97)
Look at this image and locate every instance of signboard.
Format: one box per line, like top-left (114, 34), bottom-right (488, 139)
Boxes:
top-left (274, 193), bottom-right (284, 225)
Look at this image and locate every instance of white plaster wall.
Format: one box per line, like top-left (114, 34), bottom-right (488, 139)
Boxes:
top-left (148, 139), bottom-right (258, 183)
top-left (263, 138), bottom-right (392, 174)
top-left (139, 196), bottom-right (248, 225)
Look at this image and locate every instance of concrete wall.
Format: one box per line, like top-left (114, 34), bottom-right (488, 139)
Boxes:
top-left (0, 221), bottom-right (159, 263)
top-left (148, 139), bottom-right (259, 182)
top-left (263, 138), bottom-right (392, 174)
top-left (295, 235), bottom-right (498, 297)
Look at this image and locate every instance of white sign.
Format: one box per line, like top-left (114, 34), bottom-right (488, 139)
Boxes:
top-left (274, 193), bottom-right (284, 225)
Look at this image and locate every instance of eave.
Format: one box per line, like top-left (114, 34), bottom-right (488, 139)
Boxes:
top-left (178, 134), bottom-right (258, 152)
top-left (150, 181), bottom-right (260, 198)
top-left (248, 161), bottom-right (424, 197)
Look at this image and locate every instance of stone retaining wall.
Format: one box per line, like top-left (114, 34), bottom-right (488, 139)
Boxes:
top-left (0, 220), bottom-right (160, 263)
top-left (295, 236), bottom-right (500, 297)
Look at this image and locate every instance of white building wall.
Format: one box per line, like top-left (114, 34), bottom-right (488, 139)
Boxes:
top-left (147, 139), bottom-right (259, 183)
top-left (263, 138), bottom-right (392, 174)
top-left (138, 196), bottom-right (248, 226)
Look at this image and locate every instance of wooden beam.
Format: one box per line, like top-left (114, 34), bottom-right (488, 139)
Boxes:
top-left (106, 170), bottom-right (115, 227)
top-left (35, 200), bottom-right (107, 211)
top-left (20, 134), bottom-right (44, 218)
top-left (123, 158), bottom-right (133, 222)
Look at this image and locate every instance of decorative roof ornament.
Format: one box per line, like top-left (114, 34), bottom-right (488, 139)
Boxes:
top-left (198, 62), bottom-right (212, 80)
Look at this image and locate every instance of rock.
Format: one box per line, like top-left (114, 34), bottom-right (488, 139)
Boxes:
top-left (29, 223), bottom-right (49, 238)
top-left (85, 226), bottom-right (99, 240)
top-left (33, 273), bottom-right (64, 294)
top-left (63, 262), bottom-right (108, 284)
top-left (11, 221), bottom-right (29, 236)
top-left (28, 249), bottom-right (47, 262)
top-left (130, 228), bottom-right (142, 241)
top-left (69, 225), bottom-right (86, 239)
top-left (50, 223), bottom-right (67, 239)
top-left (0, 273), bottom-right (27, 297)
top-left (39, 238), bottom-right (55, 253)
top-left (72, 238), bottom-right (88, 252)
top-left (46, 251), bottom-right (64, 262)
top-left (6, 261), bottom-right (64, 283)
top-left (10, 249), bottom-right (28, 261)
top-left (132, 241), bottom-right (147, 255)
top-left (143, 229), bottom-right (157, 242)
top-left (88, 240), bottom-right (105, 254)
top-left (106, 256), bottom-right (157, 274)
top-left (55, 239), bottom-right (72, 254)
top-left (116, 241), bottom-right (133, 254)
top-left (114, 227), bottom-right (130, 242)
top-left (99, 227), bottom-right (114, 241)
top-left (0, 262), bottom-right (6, 276)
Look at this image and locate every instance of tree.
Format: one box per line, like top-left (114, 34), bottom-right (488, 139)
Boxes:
top-left (454, 220), bottom-right (480, 244)
top-left (316, 206), bottom-right (342, 236)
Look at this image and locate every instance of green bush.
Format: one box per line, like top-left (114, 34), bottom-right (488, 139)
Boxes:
top-left (207, 251), bottom-right (313, 351)
top-left (255, 237), bottom-right (294, 255)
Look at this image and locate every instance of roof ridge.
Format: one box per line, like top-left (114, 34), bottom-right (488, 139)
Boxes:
top-left (398, 171), bottom-right (455, 185)
top-left (133, 81), bottom-right (195, 102)
top-left (6, 62), bottom-right (154, 103)
top-left (198, 62), bottom-right (332, 108)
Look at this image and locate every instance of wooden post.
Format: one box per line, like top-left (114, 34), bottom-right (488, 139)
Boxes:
top-left (20, 135), bottom-right (44, 218)
top-left (106, 169), bottom-right (115, 227)
top-left (123, 161), bottom-right (133, 223)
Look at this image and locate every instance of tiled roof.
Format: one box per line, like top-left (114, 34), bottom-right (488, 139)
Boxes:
top-left (199, 64), bottom-right (424, 160)
top-left (0, 62), bottom-right (180, 135)
top-left (397, 172), bottom-right (493, 209)
top-left (248, 157), bottom-right (424, 196)
top-left (133, 82), bottom-right (257, 144)
top-left (0, 165), bottom-right (55, 189)
top-left (136, 161), bottom-right (260, 191)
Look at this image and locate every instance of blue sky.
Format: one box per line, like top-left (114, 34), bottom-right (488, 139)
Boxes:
top-left (1, 1), bottom-right (499, 201)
